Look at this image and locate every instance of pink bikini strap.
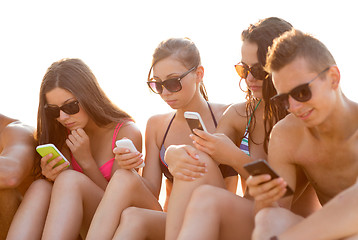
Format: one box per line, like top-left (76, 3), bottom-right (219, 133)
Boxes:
top-left (112, 122), bottom-right (125, 149)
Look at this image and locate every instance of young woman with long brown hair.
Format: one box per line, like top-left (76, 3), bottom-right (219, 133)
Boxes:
top-left (7, 58), bottom-right (142, 239)
top-left (87, 37), bottom-right (237, 239)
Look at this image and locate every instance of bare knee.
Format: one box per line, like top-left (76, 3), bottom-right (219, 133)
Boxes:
top-left (253, 208), bottom-right (279, 240)
top-left (52, 170), bottom-right (85, 192)
top-left (345, 234), bottom-right (358, 240)
top-left (28, 179), bottom-right (53, 192)
top-left (109, 169), bottom-right (142, 192)
top-left (253, 208), bottom-right (303, 240)
top-left (186, 185), bottom-right (222, 214)
top-left (15, 179), bottom-right (53, 205)
top-left (120, 207), bottom-right (147, 231)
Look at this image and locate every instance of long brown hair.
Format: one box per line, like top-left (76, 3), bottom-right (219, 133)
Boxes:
top-left (36, 58), bottom-right (132, 149)
top-left (148, 37), bottom-right (208, 101)
top-left (240, 17), bottom-right (293, 152)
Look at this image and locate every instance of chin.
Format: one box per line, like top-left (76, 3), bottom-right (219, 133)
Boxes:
top-left (252, 93), bottom-right (263, 99)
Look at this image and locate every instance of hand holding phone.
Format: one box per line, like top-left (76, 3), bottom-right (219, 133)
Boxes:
top-left (36, 143), bottom-right (70, 168)
top-left (243, 159), bottom-right (293, 197)
top-left (115, 138), bottom-right (145, 168)
top-left (184, 111), bottom-right (208, 134)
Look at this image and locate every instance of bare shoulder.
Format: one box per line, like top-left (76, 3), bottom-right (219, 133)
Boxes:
top-left (116, 120), bottom-right (142, 140)
top-left (207, 102), bottom-right (230, 115)
top-left (220, 102), bottom-right (247, 125)
top-left (270, 114), bottom-right (304, 150)
top-left (0, 116), bottom-right (36, 159)
top-left (225, 102), bottom-right (247, 117)
top-left (0, 117), bottom-right (35, 145)
top-left (145, 112), bottom-right (176, 148)
top-left (146, 112), bottom-right (176, 129)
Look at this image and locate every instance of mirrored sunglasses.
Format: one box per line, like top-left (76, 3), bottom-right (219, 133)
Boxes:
top-left (234, 62), bottom-right (269, 80)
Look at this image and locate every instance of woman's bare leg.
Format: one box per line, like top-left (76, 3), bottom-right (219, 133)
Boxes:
top-left (254, 181), bottom-right (358, 240)
top-left (178, 185), bottom-right (254, 240)
top-left (113, 207), bottom-right (166, 240)
top-left (41, 170), bottom-right (104, 240)
top-left (86, 169), bottom-right (162, 239)
top-left (7, 179), bottom-right (52, 240)
top-left (345, 234), bottom-right (358, 240)
top-left (165, 151), bottom-right (226, 240)
top-left (252, 207), bottom-right (304, 240)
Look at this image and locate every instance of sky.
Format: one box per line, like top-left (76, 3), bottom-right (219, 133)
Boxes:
top-left (1, 0), bottom-right (357, 135)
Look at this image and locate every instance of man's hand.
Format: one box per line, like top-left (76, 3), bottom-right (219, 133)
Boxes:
top-left (247, 174), bottom-right (288, 210)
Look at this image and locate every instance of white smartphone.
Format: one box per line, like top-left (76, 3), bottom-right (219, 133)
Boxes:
top-left (115, 138), bottom-right (145, 168)
top-left (36, 143), bottom-right (70, 168)
top-left (184, 111), bottom-right (208, 133)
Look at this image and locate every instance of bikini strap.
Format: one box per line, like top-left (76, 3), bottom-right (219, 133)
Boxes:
top-left (161, 103), bottom-right (215, 147)
top-left (247, 99), bottom-right (262, 127)
top-left (207, 102), bottom-right (218, 128)
top-left (111, 122), bottom-right (125, 149)
top-left (160, 113), bottom-right (176, 147)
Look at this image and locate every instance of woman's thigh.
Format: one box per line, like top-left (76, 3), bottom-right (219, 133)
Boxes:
top-left (183, 185), bottom-right (255, 240)
top-left (46, 170), bottom-right (104, 237)
top-left (7, 179), bottom-right (53, 240)
top-left (114, 207), bottom-right (166, 240)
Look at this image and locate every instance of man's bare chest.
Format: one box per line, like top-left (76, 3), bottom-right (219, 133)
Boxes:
top-left (297, 138), bottom-right (358, 204)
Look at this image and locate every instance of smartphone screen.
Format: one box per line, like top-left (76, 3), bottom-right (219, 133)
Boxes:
top-left (243, 159), bottom-right (293, 197)
top-left (184, 111), bottom-right (207, 134)
top-left (186, 118), bottom-right (204, 133)
top-left (36, 144), bottom-right (70, 168)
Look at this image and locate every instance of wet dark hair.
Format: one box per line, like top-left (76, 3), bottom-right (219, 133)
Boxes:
top-left (148, 37), bottom-right (208, 101)
top-left (240, 17), bottom-right (293, 152)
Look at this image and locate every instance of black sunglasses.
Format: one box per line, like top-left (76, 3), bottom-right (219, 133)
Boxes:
top-left (271, 67), bottom-right (330, 110)
top-left (147, 66), bottom-right (197, 94)
top-left (235, 62), bottom-right (269, 80)
top-left (45, 100), bottom-right (80, 118)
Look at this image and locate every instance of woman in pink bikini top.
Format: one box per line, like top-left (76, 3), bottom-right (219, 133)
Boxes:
top-left (8, 58), bottom-right (142, 240)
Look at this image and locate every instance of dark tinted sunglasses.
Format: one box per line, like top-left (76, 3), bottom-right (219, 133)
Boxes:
top-left (147, 66), bottom-right (197, 94)
top-left (271, 67), bottom-right (330, 110)
top-left (45, 100), bottom-right (80, 118)
top-left (235, 62), bottom-right (269, 80)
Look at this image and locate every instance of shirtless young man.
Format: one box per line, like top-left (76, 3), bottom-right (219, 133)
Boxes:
top-left (0, 114), bottom-right (36, 239)
top-left (247, 29), bottom-right (358, 240)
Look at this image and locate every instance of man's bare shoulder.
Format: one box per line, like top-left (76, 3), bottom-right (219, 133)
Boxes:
top-left (0, 116), bottom-right (35, 148)
top-left (274, 113), bottom-right (303, 131)
top-left (0, 114), bottom-right (16, 131)
top-left (271, 114), bottom-right (305, 147)
top-left (3, 121), bottom-right (35, 137)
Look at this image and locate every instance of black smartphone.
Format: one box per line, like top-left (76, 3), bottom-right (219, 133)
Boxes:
top-left (243, 159), bottom-right (293, 197)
